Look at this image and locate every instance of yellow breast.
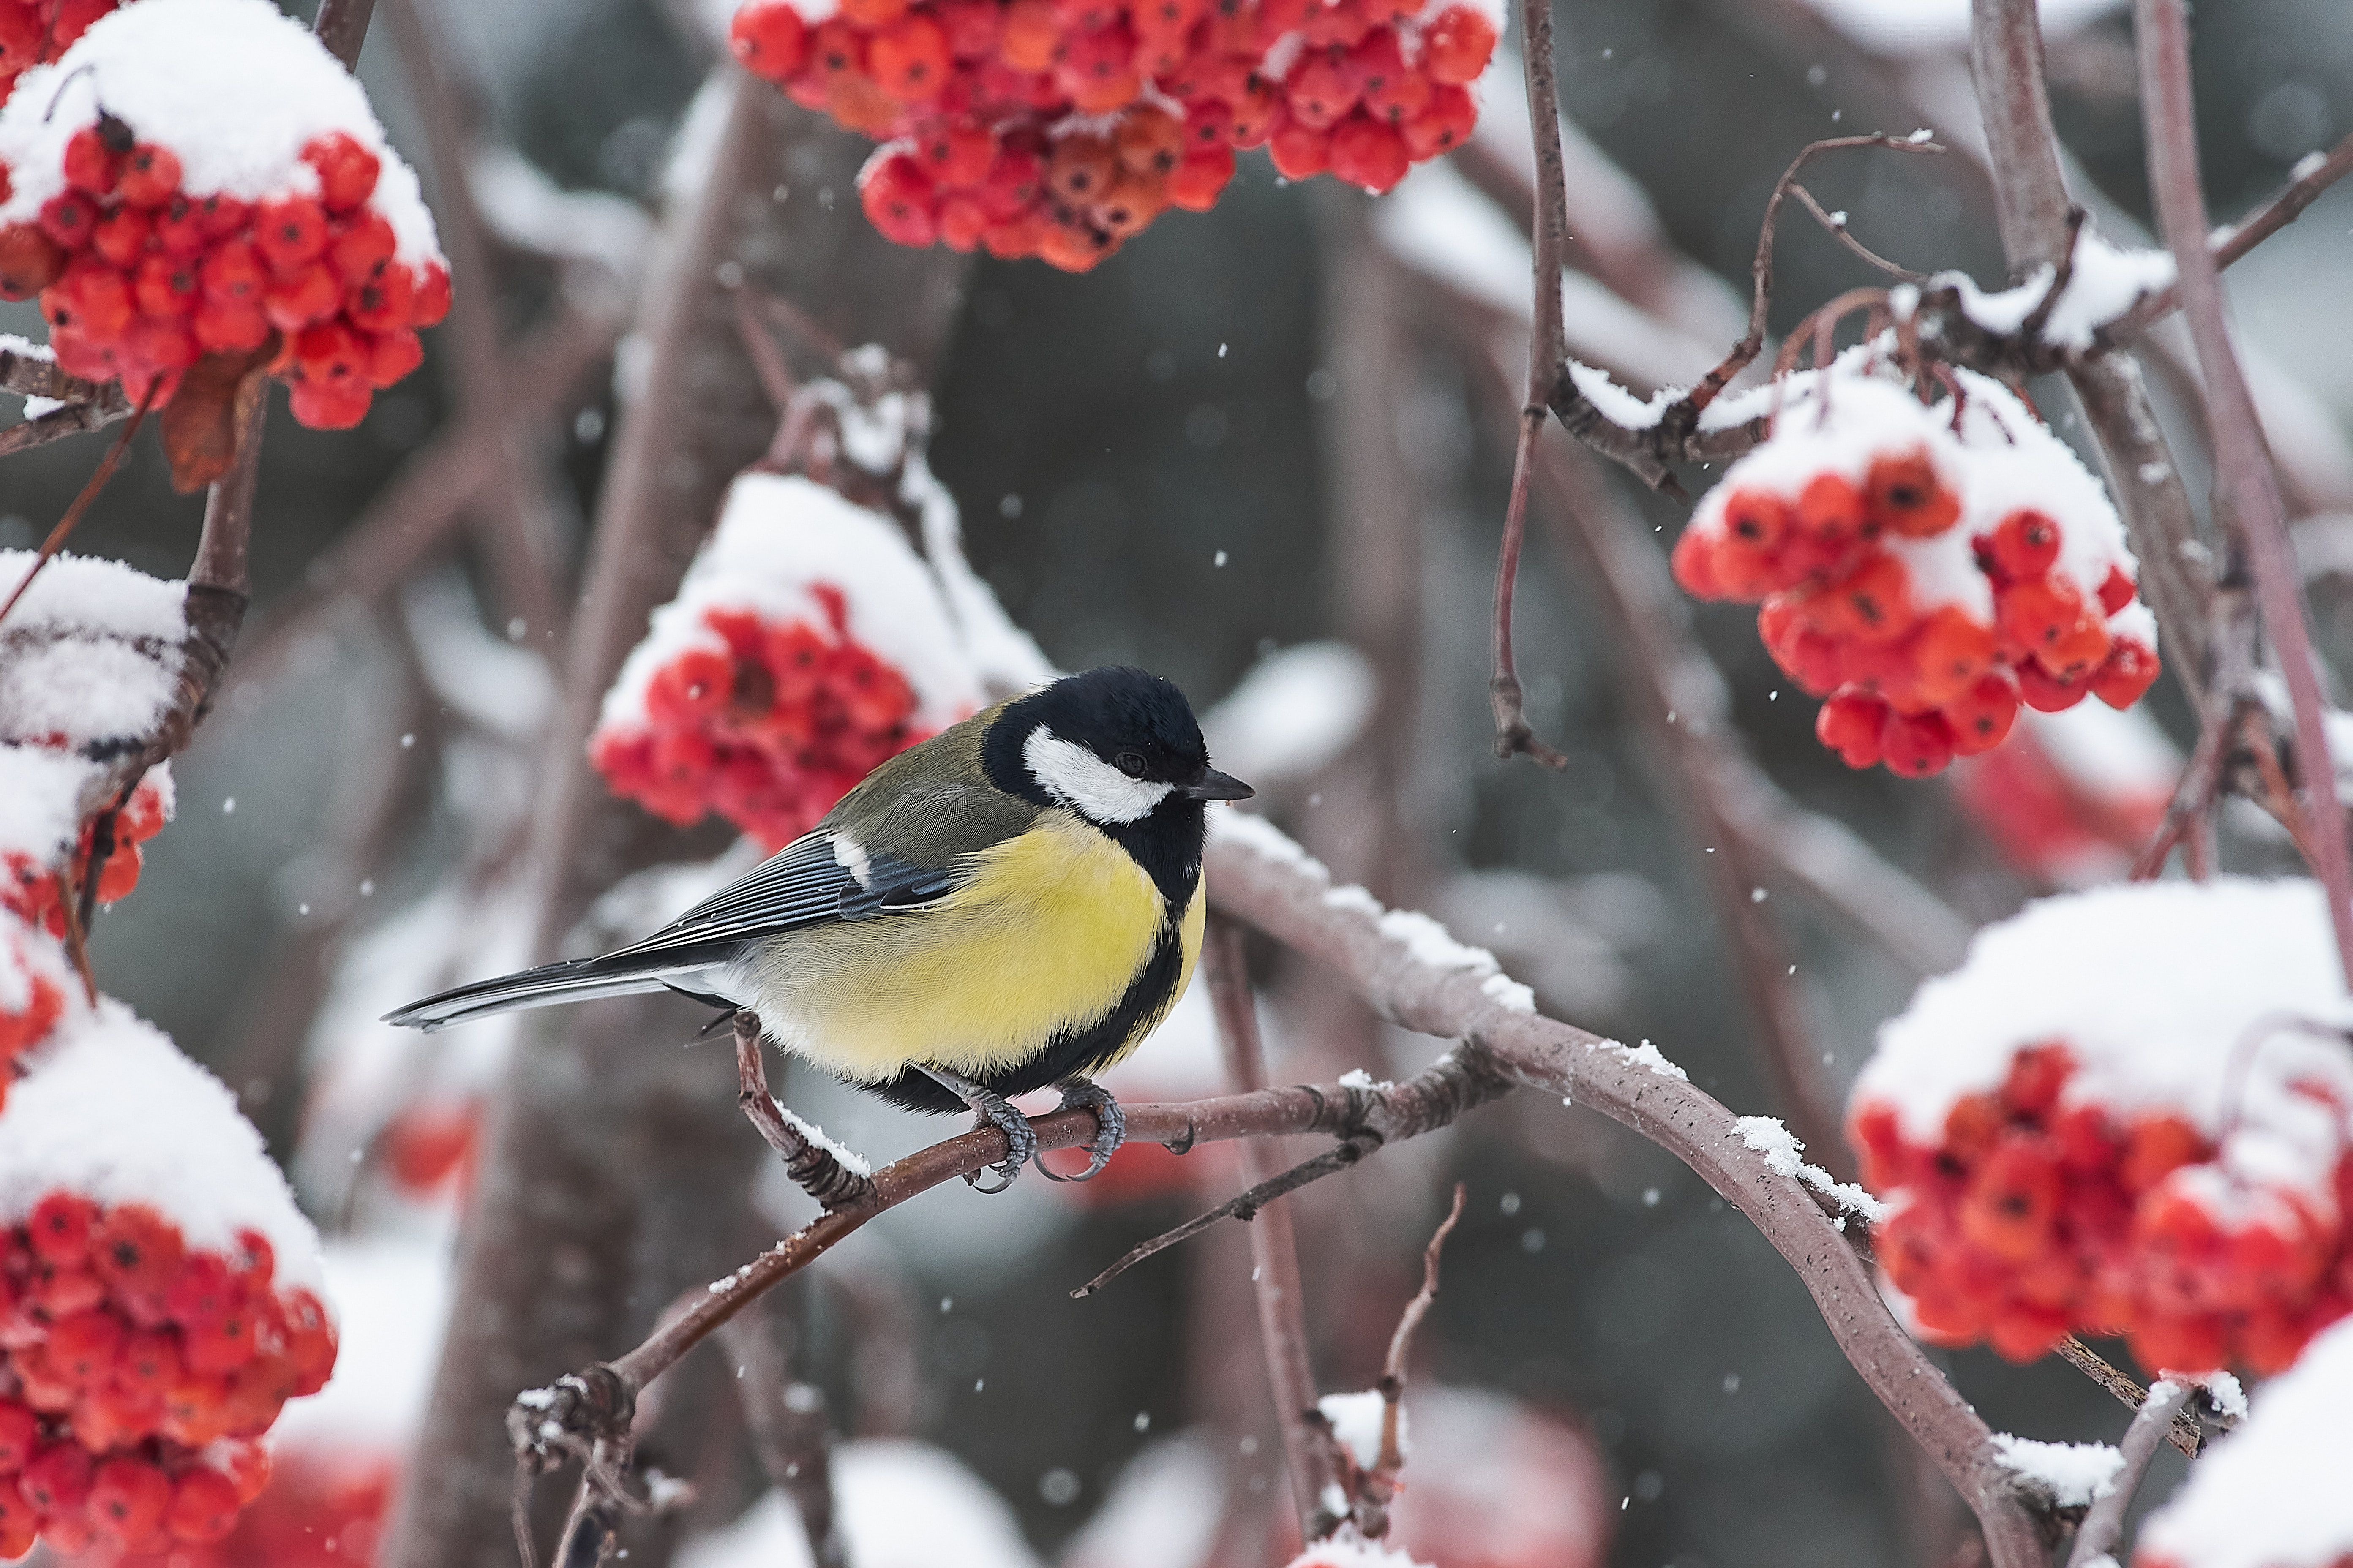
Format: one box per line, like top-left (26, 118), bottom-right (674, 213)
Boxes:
top-left (747, 812), bottom-right (1178, 1083)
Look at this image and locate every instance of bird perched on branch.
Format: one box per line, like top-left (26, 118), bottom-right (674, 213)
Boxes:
top-left (385, 666), bottom-right (1253, 1190)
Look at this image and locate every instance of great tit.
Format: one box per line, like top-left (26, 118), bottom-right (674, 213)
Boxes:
top-left (384, 666), bottom-right (1253, 1189)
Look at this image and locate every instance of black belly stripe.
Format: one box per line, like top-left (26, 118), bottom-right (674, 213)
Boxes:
top-left (862, 915), bottom-right (1189, 1113)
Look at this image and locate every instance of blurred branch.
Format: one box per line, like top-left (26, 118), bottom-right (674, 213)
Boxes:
top-left (314, 0), bottom-right (377, 69)
top-left (717, 1308), bottom-right (845, 1568)
top-left (2064, 1378), bottom-right (2192, 1568)
top-left (217, 305), bottom-right (618, 707)
top-left (384, 0), bottom-right (570, 640)
top-left (2134, 0), bottom-right (2353, 987)
top-left (1206, 918), bottom-right (1350, 1544)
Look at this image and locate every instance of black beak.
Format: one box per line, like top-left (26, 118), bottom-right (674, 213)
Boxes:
top-left (1183, 768), bottom-right (1255, 801)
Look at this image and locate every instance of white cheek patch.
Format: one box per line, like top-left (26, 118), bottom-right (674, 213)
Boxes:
top-left (1025, 726), bottom-right (1175, 824)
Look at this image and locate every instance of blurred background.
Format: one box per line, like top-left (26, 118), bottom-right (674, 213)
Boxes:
top-left (10, 0), bottom-right (2353, 1564)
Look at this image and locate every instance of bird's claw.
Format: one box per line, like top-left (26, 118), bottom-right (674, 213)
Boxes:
top-left (1038, 1077), bottom-right (1125, 1184)
top-left (919, 1067), bottom-right (1037, 1192)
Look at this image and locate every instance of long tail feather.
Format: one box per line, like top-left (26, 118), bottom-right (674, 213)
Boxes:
top-left (383, 956), bottom-right (699, 1032)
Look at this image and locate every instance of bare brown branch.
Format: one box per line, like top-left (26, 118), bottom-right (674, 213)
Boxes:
top-left (2065, 1377), bottom-right (2193, 1568)
top-left (2136, 0), bottom-right (2353, 988)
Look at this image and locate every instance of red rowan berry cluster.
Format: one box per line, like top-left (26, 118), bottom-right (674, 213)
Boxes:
top-left (0, 0), bottom-right (120, 103)
top-left (727, 0), bottom-right (1497, 270)
top-left (0, 769), bottom-right (170, 941)
top-left (83, 1446), bottom-right (394, 1568)
top-left (0, 1197), bottom-right (330, 1558)
top-left (1850, 879), bottom-right (2353, 1376)
top-left (0, 1009), bottom-right (337, 1561)
top-left (2137, 1316), bottom-right (2353, 1568)
top-left (593, 473), bottom-right (985, 851)
top-left (0, 0), bottom-right (446, 427)
top-left (1670, 365), bottom-right (2159, 779)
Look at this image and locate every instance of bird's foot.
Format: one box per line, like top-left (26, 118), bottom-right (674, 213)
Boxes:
top-left (1038, 1077), bottom-right (1126, 1184)
top-left (921, 1067), bottom-right (1037, 1193)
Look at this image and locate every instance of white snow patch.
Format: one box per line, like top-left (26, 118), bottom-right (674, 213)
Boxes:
top-left (0, 1001), bottom-right (327, 1293)
top-left (1988, 1434), bottom-right (2122, 1507)
top-left (1285, 1536), bottom-right (1434, 1568)
top-left (0, 743), bottom-right (100, 865)
top-left (1939, 229), bottom-right (2174, 352)
top-left (0, 0), bottom-right (442, 266)
top-left (1594, 1038), bottom-right (1689, 1081)
top-left (774, 1102), bottom-right (872, 1177)
top-left (1734, 1114), bottom-right (1888, 1222)
top-left (2140, 1316), bottom-right (2353, 1568)
top-left (675, 1442), bottom-right (1040, 1568)
top-left (1061, 1436), bottom-right (1227, 1568)
top-left (1318, 1389), bottom-right (1402, 1471)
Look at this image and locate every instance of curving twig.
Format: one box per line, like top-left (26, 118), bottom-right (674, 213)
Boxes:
top-left (2065, 1378), bottom-right (2192, 1568)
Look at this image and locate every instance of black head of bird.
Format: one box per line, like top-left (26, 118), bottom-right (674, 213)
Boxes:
top-left (982, 664), bottom-right (1255, 828)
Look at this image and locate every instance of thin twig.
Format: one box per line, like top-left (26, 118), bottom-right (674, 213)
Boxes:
top-left (733, 1013), bottom-right (878, 1211)
top-left (1489, 0), bottom-right (1576, 770)
top-left (0, 384), bottom-right (155, 628)
top-left (2052, 1337), bottom-right (2203, 1459)
top-left (1202, 917), bottom-right (1348, 1544)
top-left (1788, 185), bottom-right (1929, 282)
top-left (1071, 1134), bottom-right (1382, 1298)
top-left (2125, 131), bottom-right (2353, 331)
top-left (1685, 132), bottom-right (1946, 417)
top-left (1351, 1182), bottom-right (1465, 1541)
top-left (2065, 1378), bottom-right (2192, 1568)
top-left (2137, 0), bottom-right (2353, 990)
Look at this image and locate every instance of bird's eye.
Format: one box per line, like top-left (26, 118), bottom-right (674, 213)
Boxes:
top-left (1114, 749), bottom-right (1148, 778)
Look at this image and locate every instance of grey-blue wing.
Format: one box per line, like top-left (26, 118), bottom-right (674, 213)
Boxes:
top-left (605, 829), bottom-right (956, 963)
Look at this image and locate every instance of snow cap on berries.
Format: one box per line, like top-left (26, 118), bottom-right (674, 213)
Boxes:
top-left (601, 473), bottom-right (984, 735)
top-left (2136, 1316), bottom-right (2353, 1568)
top-left (0, 548), bottom-right (190, 751)
top-left (0, 1001), bottom-right (328, 1292)
top-left (1855, 879), bottom-right (2353, 1178)
top-left (0, 0), bottom-right (442, 267)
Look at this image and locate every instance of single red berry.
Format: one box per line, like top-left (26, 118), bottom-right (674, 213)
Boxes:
top-left (2089, 637), bottom-right (2160, 710)
top-left (1268, 120), bottom-right (1332, 180)
top-left (0, 224), bottom-right (63, 298)
top-left (412, 261), bottom-right (451, 327)
top-left (870, 14), bottom-right (952, 101)
top-left (2096, 564), bottom-right (2136, 616)
top-left (1943, 673), bottom-right (2020, 757)
top-left (1328, 114), bottom-right (1408, 193)
top-left (165, 1465), bottom-right (243, 1545)
top-left (63, 124), bottom-right (124, 195)
top-left (329, 208), bottom-right (398, 281)
top-left (262, 262), bottom-right (342, 331)
top-left (193, 297), bottom-right (271, 352)
top-left (1986, 509), bottom-right (2061, 581)
top-left (1166, 146), bottom-right (1235, 212)
top-left (303, 131), bottom-right (382, 211)
top-left (117, 143), bottom-right (183, 207)
top-left (1422, 5), bottom-right (1498, 84)
top-left (29, 1190), bottom-right (99, 1263)
top-left (1816, 690), bottom-right (1888, 769)
top-left (1880, 707), bottom-right (1955, 777)
top-left (289, 377), bottom-right (373, 429)
top-left (1401, 83), bottom-right (1475, 158)
top-left (1864, 449), bottom-right (1958, 538)
top-left (89, 1455), bottom-right (171, 1545)
top-left (37, 189), bottom-right (98, 249)
top-left (198, 238), bottom-right (267, 303)
top-left (254, 196), bottom-right (330, 272)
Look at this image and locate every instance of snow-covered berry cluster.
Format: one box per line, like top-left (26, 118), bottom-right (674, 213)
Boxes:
top-left (1850, 879), bottom-right (2353, 1374)
top-left (2136, 1316), bottom-right (2353, 1568)
top-left (593, 472), bottom-right (986, 850)
top-left (0, 1010), bottom-right (335, 1560)
top-left (1670, 362), bottom-right (2159, 777)
top-left (727, 0), bottom-right (1496, 270)
top-left (0, 769), bottom-right (170, 942)
top-left (0, 0), bottom-right (445, 427)
top-left (0, 0), bottom-right (120, 103)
